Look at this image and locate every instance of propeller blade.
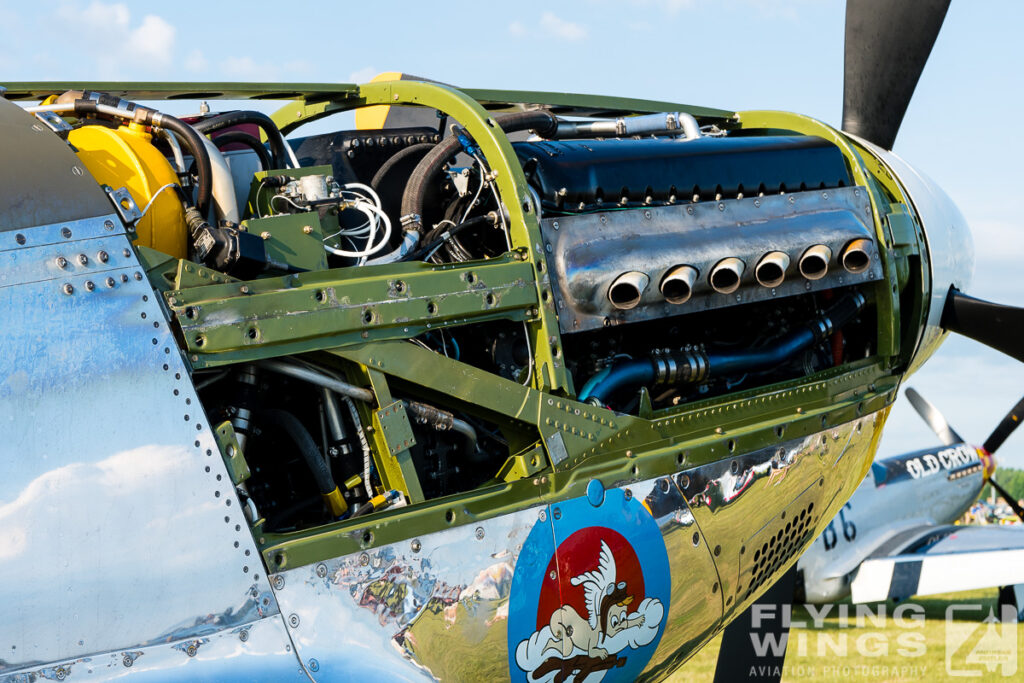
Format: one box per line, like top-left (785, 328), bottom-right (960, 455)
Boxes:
top-left (842, 0), bottom-right (950, 149)
top-left (942, 289), bottom-right (1024, 364)
top-left (989, 477), bottom-right (1024, 524)
top-left (982, 395), bottom-right (1024, 455)
top-left (905, 387), bottom-right (963, 446)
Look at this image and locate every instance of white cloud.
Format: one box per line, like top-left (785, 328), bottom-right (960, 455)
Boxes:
top-left (126, 14), bottom-right (176, 66)
top-left (347, 66), bottom-right (379, 83)
top-left (53, 2), bottom-right (176, 78)
top-left (184, 48), bottom-right (208, 73)
top-left (539, 11), bottom-right (587, 41)
top-left (509, 12), bottom-right (588, 42)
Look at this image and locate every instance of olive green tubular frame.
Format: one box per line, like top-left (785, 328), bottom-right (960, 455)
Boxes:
top-left (135, 81), bottom-right (907, 571)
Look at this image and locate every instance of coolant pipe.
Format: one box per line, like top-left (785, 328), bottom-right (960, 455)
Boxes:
top-left (608, 271), bottom-right (650, 310)
top-left (198, 135), bottom-right (240, 224)
top-left (581, 291), bottom-right (866, 405)
top-left (258, 359), bottom-right (374, 403)
top-left (555, 112), bottom-right (701, 140)
top-left (841, 239), bottom-right (872, 274)
top-left (660, 265), bottom-right (698, 304)
top-left (799, 245), bottom-right (832, 281)
top-left (755, 252), bottom-right (791, 288)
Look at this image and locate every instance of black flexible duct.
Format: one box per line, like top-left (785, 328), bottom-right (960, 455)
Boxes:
top-left (212, 130), bottom-right (272, 171)
top-left (399, 110), bottom-right (559, 234)
top-left (260, 409), bottom-right (336, 497)
top-left (193, 111), bottom-right (289, 170)
top-left (403, 214), bottom-right (496, 261)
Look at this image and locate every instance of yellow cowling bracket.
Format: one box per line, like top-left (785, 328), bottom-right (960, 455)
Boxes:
top-left (322, 486), bottom-right (349, 517)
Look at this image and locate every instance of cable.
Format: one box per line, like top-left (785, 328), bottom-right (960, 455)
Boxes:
top-left (192, 110), bottom-right (290, 170)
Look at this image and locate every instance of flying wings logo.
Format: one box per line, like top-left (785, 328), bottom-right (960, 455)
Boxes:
top-left (508, 487), bottom-right (670, 682)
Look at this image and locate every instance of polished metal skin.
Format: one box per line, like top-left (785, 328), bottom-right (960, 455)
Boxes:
top-left (266, 413), bottom-right (882, 681)
top-left (849, 135), bottom-right (974, 375)
top-left (0, 214), bottom-right (305, 681)
top-left (540, 186), bottom-right (881, 333)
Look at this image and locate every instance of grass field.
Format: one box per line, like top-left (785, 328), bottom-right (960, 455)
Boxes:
top-left (669, 589), bottom-right (1023, 682)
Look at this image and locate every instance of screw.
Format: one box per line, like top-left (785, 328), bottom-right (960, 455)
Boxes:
top-left (123, 655), bottom-right (133, 667)
top-left (309, 659), bottom-right (320, 672)
top-left (61, 227), bottom-right (72, 238)
top-left (105, 277), bottom-right (115, 288)
top-left (289, 614), bottom-right (300, 627)
top-left (538, 509), bottom-right (547, 522)
top-left (272, 575), bottom-right (285, 590)
top-left (552, 508), bottom-right (561, 520)
top-left (260, 231), bottom-right (271, 240)
top-left (315, 563), bottom-right (327, 578)
top-left (624, 489), bottom-right (633, 500)
top-left (549, 570), bottom-right (557, 580)
top-left (134, 272), bottom-right (142, 281)
top-left (55, 256), bottom-right (68, 269)
top-left (77, 253), bottom-right (88, 266)
top-left (475, 527), bottom-right (485, 540)
top-left (98, 250), bottom-right (109, 263)
top-left (84, 280), bottom-right (95, 291)
top-left (644, 210), bottom-right (652, 219)
top-left (104, 220), bottom-right (115, 231)
top-left (359, 552), bottom-right (369, 566)
top-left (411, 539), bottom-right (421, 553)
top-left (240, 285), bottom-right (250, 294)
top-left (303, 225), bottom-right (313, 234)
top-left (239, 629), bottom-right (249, 642)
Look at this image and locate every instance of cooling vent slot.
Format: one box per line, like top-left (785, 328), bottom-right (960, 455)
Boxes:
top-left (742, 500), bottom-right (817, 601)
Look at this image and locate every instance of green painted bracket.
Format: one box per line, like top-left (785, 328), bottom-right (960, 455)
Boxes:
top-left (213, 420), bottom-right (250, 485)
top-left (497, 444), bottom-right (548, 482)
top-left (273, 79), bottom-right (569, 392)
top-left (375, 400), bottom-right (417, 457)
top-left (164, 255), bottom-right (538, 367)
top-left (242, 213), bottom-right (328, 272)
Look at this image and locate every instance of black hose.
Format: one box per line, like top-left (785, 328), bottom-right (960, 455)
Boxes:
top-left (212, 131), bottom-right (272, 171)
top-left (404, 214), bottom-right (495, 261)
top-left (193, 111), bottom-right (289, 170)
top-left (149, 112), bottom-right (214, 218)
top-left (399, 110), bottom-right (559, 235)
top-left (260, 409), bottom-right (336, 496)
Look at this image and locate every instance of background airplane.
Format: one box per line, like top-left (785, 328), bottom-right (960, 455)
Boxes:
top-left (797, 388), bottom-right (1024, 614)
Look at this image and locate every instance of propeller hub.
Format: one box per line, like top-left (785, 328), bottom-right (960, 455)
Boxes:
top-left (976, 446), bottom-right (997, 481)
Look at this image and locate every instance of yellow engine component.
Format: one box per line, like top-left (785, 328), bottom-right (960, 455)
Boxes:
top-left (69, 122), bottom-right (187, 258)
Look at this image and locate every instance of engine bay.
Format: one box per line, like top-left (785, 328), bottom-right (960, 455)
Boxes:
top-left (22, 89), bottom-right (889, 535)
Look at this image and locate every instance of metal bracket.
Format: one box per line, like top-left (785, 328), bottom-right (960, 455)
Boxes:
top-left (213, 421), bottom-right (251, 485)
top-left (33, 111), bottom-right (72, 138)
top-left (374, 401), bottom-right (416, 456)
top-left (102, 185), bottom-right (142, 226)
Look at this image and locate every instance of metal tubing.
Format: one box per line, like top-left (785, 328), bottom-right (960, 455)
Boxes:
top-left (755, 251), bottom-right (791, 288)
top-left (841, 238), bottom-right (872, 274)
top-left (660, 265), bottom-right (699, 304)
top-left (608, 271), bottom-right (650, 310)
top-left (258, 359), bottom-right (374, 403)
top-left (799, 245), bottom-right (833, 281)
top-left (709, 257), bottom-right (745, 294)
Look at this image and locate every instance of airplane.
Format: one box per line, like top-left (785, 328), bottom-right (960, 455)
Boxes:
top-left (4, 0), bottom-right (1024, 681)
top-left (797, 388), bottom-right (1024, 615)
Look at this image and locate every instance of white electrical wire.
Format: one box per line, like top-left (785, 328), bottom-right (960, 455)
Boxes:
top-left (282, 138), bottom-right (300, 169)
top-left (138, 183), bottom-right (178, 218)
top-left (322, 201), bottom-right (392, 258)
top-left (342, 182), bottom-right (383, 208)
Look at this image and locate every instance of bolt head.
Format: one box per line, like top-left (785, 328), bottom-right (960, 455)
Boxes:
top-left (98, 250), bottom-right (109, 263)
top-left (77, 254), bottom-right (88, 265)
top-left (56, 256), bottom-right (68, 269)
top-left (260, 231), bottom-right (271, 240)
top-left (303, 225), bottom-right (313, 234)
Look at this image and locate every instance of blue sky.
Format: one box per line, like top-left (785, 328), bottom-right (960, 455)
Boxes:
top-left (3, 0), bottom-right (1023, 465)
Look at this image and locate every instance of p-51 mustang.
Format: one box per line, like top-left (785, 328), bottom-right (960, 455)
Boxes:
top-left (798, 388), bottom-right (1024, 613)
top-left (4, 1), bottom-right (1024, 681)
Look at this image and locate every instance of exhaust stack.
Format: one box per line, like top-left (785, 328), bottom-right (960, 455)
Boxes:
top-left (709, 258), bottom-right (745, 295)
top-left (608, 271), bottom-right (650, 310)
top-left (799, 245), bottom-right (832, 281)
top-left (660, 265), bottom-right (699, 304)
top-left (841, 238), bottom-right (872, 274)
top-left (755, 252), bottom-right (791, 288)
